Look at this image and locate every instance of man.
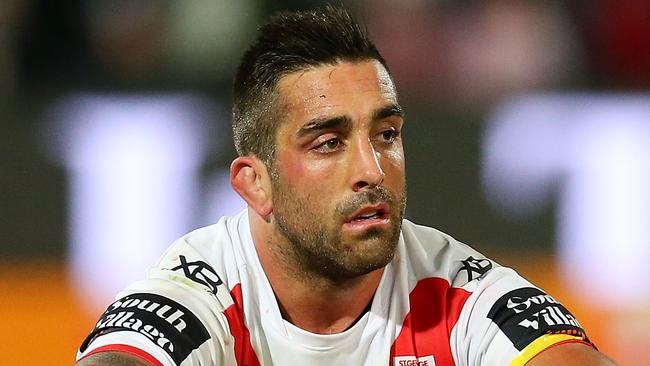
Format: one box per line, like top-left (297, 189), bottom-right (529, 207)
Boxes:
top-left (75, 5), bottom-right (617, 366)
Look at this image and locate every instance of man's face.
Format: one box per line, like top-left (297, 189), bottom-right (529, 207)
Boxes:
top-left (269, 60), bottom-right (406, 281)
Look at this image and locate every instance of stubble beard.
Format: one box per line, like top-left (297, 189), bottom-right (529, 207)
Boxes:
top-left (270, 172), bottom-right (406, 283)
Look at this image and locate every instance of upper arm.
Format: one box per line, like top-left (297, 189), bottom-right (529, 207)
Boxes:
top-left (76, 245), bottom-right (237, 366)
top-left (75, 351), bottom-right (154, 366)
top-left (524, 342), bottom-right (618, 366)
top-left (451, 267), bottom-right (596, 365)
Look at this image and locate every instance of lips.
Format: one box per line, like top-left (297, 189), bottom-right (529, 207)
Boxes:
top-left (344, 203), bottom-right (390, 224)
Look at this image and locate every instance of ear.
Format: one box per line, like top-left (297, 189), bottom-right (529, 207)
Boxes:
top-left (230, 156), bottom-right (273, 219)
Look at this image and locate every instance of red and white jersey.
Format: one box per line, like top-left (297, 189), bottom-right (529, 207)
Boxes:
top-left (77, 210), bottom-right (591, 366)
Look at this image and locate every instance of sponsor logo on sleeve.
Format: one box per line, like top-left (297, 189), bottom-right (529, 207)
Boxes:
top-left (458, 256), bottom-right (493, 282)
top-left (80, 293), bottom-right (210, 364)
top-left (171, 255), bottom-right (223, 295)
top-left (488, 287), bottom-right (587, 350)
top-left (393, 355), bottom-right (436, 366)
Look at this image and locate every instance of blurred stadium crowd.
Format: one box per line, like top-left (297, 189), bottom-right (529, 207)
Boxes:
top-left (2, 0), bottom-right (650, 364)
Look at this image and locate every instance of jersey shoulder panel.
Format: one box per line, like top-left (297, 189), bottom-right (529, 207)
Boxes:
top-left (77, 276), bottom-right (236, 366)
top-left (78, 214), bottom-right (249, 366)
top-left (151, 229), bottom-right (237, 307)
top-left (400, 221), bottom-right (592, 365)
top-left (153, 212), bottom-right (248, 294)
top-left (400, 219), bottom-right (498, 287)
top-left (450, 266), bottom-right (592, 366)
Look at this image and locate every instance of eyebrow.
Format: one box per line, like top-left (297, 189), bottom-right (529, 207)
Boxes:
top-left (297, 115), bottom-right (352, 138)
top-left (296, 103), bottom-right (404, 138)
top-left (372, 103), bottom-right (404, 121)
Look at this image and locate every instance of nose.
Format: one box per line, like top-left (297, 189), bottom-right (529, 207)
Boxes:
top-left (351, 138), bottom-right (385, 191)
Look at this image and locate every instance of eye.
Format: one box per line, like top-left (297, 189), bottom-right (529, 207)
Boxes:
top-left (314, 137), bottom-right (342, 153)
top-left (378, 129), bottom-right (400, 143)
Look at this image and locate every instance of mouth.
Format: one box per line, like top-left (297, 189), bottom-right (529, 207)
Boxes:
top-left (343, 203), bottom-right (390, 230)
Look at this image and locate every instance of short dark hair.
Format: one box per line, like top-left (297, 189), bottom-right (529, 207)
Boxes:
top-left (232, 5), bottom-right (390, 165)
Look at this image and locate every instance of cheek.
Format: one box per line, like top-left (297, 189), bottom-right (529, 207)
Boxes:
top-left (381, 148), bottom-right (406, 192)
top-left (382, 147), bottom-right (406, 175)
top-left (277, 152), bottom-right (337, 193)
top-left (280, 160), bottom-right (305, 186)
top-left (281, 160), bottom-right (338, 216)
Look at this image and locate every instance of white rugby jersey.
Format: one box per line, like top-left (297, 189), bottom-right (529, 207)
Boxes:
top-left (77, 210), bottom-right (592, 366)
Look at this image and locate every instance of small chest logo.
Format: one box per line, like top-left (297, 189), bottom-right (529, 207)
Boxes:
top-left (393, 355), bottom-right (436, 366)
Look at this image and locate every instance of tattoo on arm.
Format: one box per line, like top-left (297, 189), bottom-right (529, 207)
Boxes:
top-left (75, 352), bottom-right (153, 366)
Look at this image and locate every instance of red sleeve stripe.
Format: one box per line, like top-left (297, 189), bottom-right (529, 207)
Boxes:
top-left (78, 344), bottom-right (164, 366)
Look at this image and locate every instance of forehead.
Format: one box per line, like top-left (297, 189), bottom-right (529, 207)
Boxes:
top-left (276, 60), bottom-right (397, 123)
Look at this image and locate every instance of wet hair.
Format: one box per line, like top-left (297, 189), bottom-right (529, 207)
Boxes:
top-left (232, 4), bottom-right (389, 166)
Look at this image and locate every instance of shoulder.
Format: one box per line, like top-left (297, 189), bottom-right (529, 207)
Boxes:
top-left (76, 212), bottom-right (251, 366)
top-left (152, 210), bottom-right (250, 293)
top-left (76, 274), bottom-right (235, 365)
top-left (398, 224), bottom-right (595, 365)
top-left (76, 262), bottom-right (238, 365)
top-left (399, 221), bottom-right (595, 365)
top-left (458, 267), bottom-right (594, 365)
top-left (399, 219), bottom-right (498, 287)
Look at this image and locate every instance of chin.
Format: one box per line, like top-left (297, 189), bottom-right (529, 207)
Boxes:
top-left (337, 235), bottom-right (398, 276)
top-left (333, 254), bottom-right (395, 280)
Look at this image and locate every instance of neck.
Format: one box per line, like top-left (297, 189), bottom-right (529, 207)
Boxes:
top-left (249, 210), bottom-right (384, 334)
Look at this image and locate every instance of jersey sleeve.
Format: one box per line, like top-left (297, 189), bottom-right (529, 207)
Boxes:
top-left (449, 267), bottom-right (593, 366)
top-left (76, 242), bottom-right (237, 366)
